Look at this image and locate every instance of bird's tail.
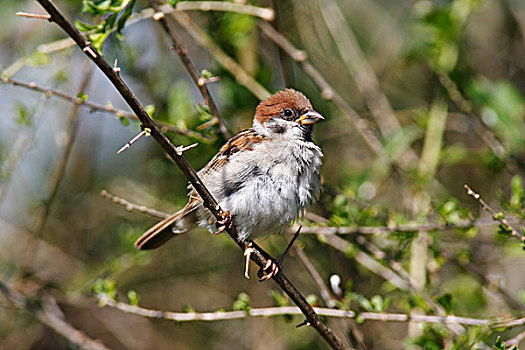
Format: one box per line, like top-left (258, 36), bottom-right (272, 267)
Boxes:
top-left (134, 203), bottom-right (197, 250)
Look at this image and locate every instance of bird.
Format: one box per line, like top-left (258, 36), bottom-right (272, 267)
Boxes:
top-left (134, 89), bottom-right (324, 279)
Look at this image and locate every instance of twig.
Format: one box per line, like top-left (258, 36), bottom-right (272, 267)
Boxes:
top-left (1, 76), bottom-right (203, 137)
top-left (174, 1), bottom-right (274, 20)
top-left (505, 330), bottom-right (525, 348)
top-left (116, 128), bottom-right (150, 154)
top-left (149, 0), bottom-right (231, 139)
top-left (0, 281), bottom-right (110, 350)
top-left (464, 184), bottom-right (525, 243)
top-left (292, 236), bottom-right (337, 308)
top-left (100, 295), bottom-right (525, 328)
top-left (172, 12), bottom-right (270, 100)
top-left (35, 1), bottom-right (344, 348)
top-left (438, 73), bottom-right (507, 159)
top-left (16, 11), bottom-right (51, 19)
top-left (294, 217), bottom-right (512, 235)
top-left (100, 190), bottom-right (170, 220)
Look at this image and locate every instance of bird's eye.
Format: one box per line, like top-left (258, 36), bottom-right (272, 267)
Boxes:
top-left (282, 108), bottom-right (294, 119)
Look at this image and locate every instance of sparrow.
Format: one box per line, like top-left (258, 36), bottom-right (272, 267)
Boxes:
top-left (135, 89), bottom-right (324, 278)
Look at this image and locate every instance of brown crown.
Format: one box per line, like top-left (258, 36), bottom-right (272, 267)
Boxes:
top-left (254, 89), bottom-right (313, 124)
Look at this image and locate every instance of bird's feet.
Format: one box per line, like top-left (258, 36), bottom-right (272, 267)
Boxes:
top-left (257, 257), bottom-right (280, 281)
top-left (215, 210), bottom-right (233, 234)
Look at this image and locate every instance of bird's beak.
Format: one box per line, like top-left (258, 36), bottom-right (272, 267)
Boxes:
top-left (295, 111), bottom-right (325, 125)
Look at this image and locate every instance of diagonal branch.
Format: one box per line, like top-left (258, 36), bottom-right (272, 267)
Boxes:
top-left (33, 1), bottom-right (344, 349)
top-left (149, 0), bottom-right (231, 139)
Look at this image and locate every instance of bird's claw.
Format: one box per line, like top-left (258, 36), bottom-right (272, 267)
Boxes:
top-left (257, 258), bottom-right (280, 282)
top-left (215, 210), bottom-right (233, 234)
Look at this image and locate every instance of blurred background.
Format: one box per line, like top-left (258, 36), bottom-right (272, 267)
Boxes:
top-left (1, 0), bottom-right (525, 349)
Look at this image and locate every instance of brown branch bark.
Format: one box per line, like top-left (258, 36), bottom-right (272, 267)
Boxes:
top-left (34, 1), bottom-right (345, 348)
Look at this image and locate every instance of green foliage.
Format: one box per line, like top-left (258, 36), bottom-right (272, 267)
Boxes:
top-left (127, 290), bottom-right (139, 306)
top-left (409, 0), bottom-right (482, 72)
top-left (92, 278), bottom-right (117, 301)
top-left (220, 13), bottom-right (256, 50)
top-left (75, 0), bottom-right (136, 53)
top-left (232, 292), bottom-right (251, 313)
top-left (467, 78), bottom-right (525, 151)
top-left (494, 336), bottom-right (518, 350)
top-left (13, 101), bottom-right (32, 127)
top-left (269, 290), bottom-right (289, 307)
top-left (436, 292), bottom-right (455, 314)
top-left (437, 199), bottom-right (469, 225)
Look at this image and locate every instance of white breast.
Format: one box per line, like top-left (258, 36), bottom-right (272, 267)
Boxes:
top-left (199, 138), bottom-right (322, 240)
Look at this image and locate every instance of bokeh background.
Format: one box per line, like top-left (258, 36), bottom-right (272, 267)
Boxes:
top-left (2, 0), bottom-right (525, 349)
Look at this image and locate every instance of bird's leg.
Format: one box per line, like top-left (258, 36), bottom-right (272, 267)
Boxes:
top-left (258, 226), bottom-right (302, 282)
top-left (215, 210), bottom-right (233, 234)
top-left (243, 241), bottom-right (255, 279)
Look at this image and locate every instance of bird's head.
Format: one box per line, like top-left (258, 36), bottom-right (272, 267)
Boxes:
top-left (253, 89), bottom-right (324, 141)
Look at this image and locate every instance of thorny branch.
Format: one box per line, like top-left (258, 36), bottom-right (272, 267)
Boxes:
top-left (34, 1), bottom-right (345, 349)
top-left (464, 184), bottom-right (525, 243)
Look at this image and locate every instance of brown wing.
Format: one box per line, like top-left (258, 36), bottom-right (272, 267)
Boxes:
top-left (135, 129), bottom-right (265, 250)
top-left (199, 128), bottom-right (266, 176)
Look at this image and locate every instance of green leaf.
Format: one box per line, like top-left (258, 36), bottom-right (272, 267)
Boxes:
top-left (119, 116), bottom-right (130, 126)
top-left (145, 104), bottom-right (156, 117)
top-left (182, 304), bottom-right (194, 313)
top-left (127, 290), bottom-right (139, 306)
top-left (233, 292), bottom-right (251, 313)
top-left (13, 101), bottom-right (32, 127)
top-left (269, 290), bottom-right (289, 306)
top-left (77, 92), bottom-right (89, 101)
top-left (201, 69), bottom-right (214, 79)
top-left (75, 20), bottom-right (97, 32)
top-left (82, 0), bottom-right (131, 15)
top-left (27, 51), bottom-right (50, 67)
top-left (92, 278), bottom-right (117, 300)
top-left (116, 0), bottom-right (135, 38)
top-left (436, 292), bottom-right (455, 313)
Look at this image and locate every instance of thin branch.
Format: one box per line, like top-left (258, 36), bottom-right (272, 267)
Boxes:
top-left (292, 235), bottom-right (337, 308)
top-left (0, 281), bottom-right (110, 350)
top-left (438, 73), bottom-right (507, 159)
top-left (295, 217), bottom-right (510, 235)
top-left (149, 0), bottom-right (231, 139)
top-left (1, 76), bottom-right (204, 138)
top-left (100, 295), bottom-right (524, 328)
top-left (34, 1), bottom-right (344, 349)
top-left (505, 330), bottom-right (525, 348)
top-left (16, 11), bottom-right (51, 19)
top-left (100, 190), bottom-right (170, 220)
top-left (464, 184), bottom-right (525, 243)
top-left (174, 1), bottom-right (274, 21)
top-left (172, 11), bottom-right (270, 100)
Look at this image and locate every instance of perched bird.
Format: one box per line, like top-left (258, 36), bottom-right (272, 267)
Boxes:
top-left (135, 89), bottom-right (324, 278)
